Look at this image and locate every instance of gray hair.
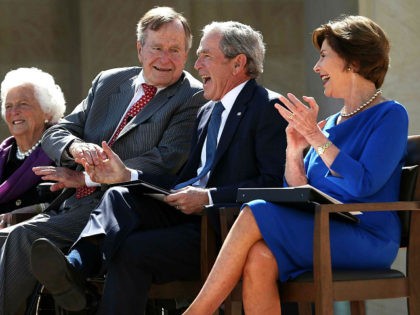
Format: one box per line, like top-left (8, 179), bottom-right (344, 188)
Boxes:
top-left (202, 21), bottom-right (266, 78)
top-left (0, 67), bottom-right (66, 123)
top-left (136, 6), bottom-right (192, 51)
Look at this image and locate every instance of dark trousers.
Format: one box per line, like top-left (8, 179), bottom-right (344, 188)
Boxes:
top-left (83, 187), bottom-right (201, 315)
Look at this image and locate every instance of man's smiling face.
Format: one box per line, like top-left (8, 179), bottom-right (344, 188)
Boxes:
top-left (137, 20), bottom-right (188, 88)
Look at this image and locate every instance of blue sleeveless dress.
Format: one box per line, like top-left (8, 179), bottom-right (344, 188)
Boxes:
top-left (246, 101), bottom-right (408, 282)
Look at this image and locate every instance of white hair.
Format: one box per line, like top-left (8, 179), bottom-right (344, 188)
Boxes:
top-left (0, 67), bottom-right (66, 123)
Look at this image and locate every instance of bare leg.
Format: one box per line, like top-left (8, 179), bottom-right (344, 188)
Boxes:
top-left (243, 240), bottom-right (281, 314)
top-left (183, 206), bottom-right (263, 315)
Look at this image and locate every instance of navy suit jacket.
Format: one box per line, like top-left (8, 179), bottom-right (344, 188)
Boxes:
top-left (143, 79), bottom-right (288, 204)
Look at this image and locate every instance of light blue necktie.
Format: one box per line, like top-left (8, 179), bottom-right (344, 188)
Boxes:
top-left (174, 102), bottom-right (225, 189)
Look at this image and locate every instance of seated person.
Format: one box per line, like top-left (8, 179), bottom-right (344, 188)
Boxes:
top-left (0, 67), bottom-right (66, 228)
top-left (182, 15), bottom-right (408, 315)
top-left (0, 7), bottom-right (204, 315)
top-left (30, 21), bottom-right (288, 314)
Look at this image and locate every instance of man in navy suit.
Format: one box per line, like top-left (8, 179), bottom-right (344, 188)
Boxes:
top-left (31, 21), bottom-right (288, 314)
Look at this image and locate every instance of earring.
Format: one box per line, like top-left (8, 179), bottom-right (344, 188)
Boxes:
top-left (44, 119), bottom-right (49, 124)
top-left (347, 66), bottom-right (352, 71)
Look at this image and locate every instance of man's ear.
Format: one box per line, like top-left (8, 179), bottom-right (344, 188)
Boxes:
top-left (137, 41), bottom-right (143, 64)
top-left (233, 54), bottom-right (247, 74)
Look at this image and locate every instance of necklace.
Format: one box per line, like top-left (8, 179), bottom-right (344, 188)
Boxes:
top-left (340, 89), bottom-right (382, 117)
top-left (16, 140), bottom-right (42, 160)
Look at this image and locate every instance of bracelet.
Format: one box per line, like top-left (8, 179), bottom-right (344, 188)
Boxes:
top-left (317, 140), bottom-right (332, 155)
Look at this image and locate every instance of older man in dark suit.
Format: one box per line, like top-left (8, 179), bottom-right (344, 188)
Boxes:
top-left (31, 21), bottom-right (288, 314)
top-left (0, 7), bottom-right (205, 315)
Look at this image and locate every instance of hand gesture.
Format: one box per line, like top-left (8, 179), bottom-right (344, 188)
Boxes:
top-left (78, 141), bottom-right (131, 184)
top-left (275, 93), bottom-right (321, 143)
top-left (32, 166), bottom-right (85, 191)
top-left (69, 142), bottom-right (107, 167)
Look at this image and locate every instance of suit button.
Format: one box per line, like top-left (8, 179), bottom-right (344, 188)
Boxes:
top-left (15, 199), bottom-right (22, 206)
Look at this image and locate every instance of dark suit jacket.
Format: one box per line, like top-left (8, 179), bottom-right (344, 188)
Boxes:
top-left (143, 79), bottom-right (287, 203)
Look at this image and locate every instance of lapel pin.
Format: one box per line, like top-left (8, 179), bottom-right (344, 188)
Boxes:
top-left (237, 112), bottom-right (242, 116)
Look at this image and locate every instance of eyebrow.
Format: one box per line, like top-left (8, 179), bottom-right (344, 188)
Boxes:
top-left (197, 48), bottom-right (210, 55)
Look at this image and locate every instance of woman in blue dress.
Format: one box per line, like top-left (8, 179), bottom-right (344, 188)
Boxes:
top-left (183, 15), bottom-right (408, 315)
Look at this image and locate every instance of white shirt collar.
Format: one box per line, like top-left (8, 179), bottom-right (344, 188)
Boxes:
top-left (218, 80), bottom-right (248, 111)
top-left (133, 70), bottom-right (164, 93)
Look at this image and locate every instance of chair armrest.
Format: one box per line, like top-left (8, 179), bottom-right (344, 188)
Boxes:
top-left (8, 203), bottom-right (50, 225)
top-left (311, 200), bottom-right (420, 313)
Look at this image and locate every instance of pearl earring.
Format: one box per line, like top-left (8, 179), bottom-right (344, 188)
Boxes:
top-left (44, 119), bottom-right (49, 124)
top-left (347, 67), bottom-right (351, 71)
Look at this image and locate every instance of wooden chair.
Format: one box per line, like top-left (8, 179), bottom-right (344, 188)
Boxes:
top-left (147, 210), bottom-right (220, 314)
top-left (221, 134), bottom-right (420, 315)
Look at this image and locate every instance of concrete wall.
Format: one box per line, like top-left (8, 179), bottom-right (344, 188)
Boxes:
top-left (1, 0), bottom-right (418, 137)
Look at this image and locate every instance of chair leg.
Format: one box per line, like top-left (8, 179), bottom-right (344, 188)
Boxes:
top-left (297, 302), bottom-right (312, 315)
top-left (407, 295), bottom-right (420, 315)
top-left (350, 301), bottom-right (366, 315)
top-left (223, 298), bottom-right (242, 315)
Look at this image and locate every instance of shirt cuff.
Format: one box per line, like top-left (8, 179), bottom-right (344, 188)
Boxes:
top-left (207, 190), bottom-right (214, 206)
top-left (84, 169), bottom-right (139, 186)
top-left (84, 172), bottom-right (100, 187)
top-left (130, 169), bottom-right (139, 181)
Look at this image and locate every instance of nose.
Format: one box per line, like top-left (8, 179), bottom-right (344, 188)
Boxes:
top-left (313, 61), bottom-right (320, 73)
top-left (158, 50), bottom-right (171, 63)
top-left (194, 58), bottom-right (200, 70)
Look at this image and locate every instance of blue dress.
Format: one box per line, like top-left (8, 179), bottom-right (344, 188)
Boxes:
top-left (246, 101), bottom-right (409, 282)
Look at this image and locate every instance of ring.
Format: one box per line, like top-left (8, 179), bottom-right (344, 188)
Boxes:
top-left (288, 113), bottom-right (294, 119)
top-left (176, 205), bottom-right (180, 209)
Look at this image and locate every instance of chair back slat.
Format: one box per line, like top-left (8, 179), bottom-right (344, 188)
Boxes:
top-left (399, 135), bottom-right (420, 247)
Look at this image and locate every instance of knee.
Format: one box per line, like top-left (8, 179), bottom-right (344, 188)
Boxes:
top-left (104, 186), bottom-right (129, 201)
top-left (243, 240), bottom-right (278, 281)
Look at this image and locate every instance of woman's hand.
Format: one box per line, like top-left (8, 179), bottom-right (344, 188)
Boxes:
top-left (32, 166), bottom-right (85, 191)
top-left (275, 93), bottom-right (321, 143)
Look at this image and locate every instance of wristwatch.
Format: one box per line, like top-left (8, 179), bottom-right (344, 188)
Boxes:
top-left (317, 140), bottom-right (332, 155)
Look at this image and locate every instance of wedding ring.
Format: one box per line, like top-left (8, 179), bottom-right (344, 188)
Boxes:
top-left (176, 205), bottom-right (180, 210)
top-left (288, 113), bottom-right (294, 119)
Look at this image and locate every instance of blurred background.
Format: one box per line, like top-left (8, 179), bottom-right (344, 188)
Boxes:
top-left (1, 0), bottom-right (418, 313)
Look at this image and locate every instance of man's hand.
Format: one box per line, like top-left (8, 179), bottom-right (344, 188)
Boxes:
top-left (68, 142), bottom-right (107, 166)
top-left (77, 141), bottom-right (131, 184)
top-left (32, 166), bottom-right (86, 191)
top-left (164, 186), bottom-right (210, 215)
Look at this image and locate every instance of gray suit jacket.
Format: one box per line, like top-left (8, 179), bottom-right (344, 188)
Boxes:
top-left (43, 66), bottom-right (205, 175)
top-left (0, 67), bottom-right (204, 315)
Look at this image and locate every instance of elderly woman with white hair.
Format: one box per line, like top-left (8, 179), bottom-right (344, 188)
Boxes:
top-left (0, 67), bottom-right (66, 226)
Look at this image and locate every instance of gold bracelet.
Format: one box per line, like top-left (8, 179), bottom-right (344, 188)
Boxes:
top-left (317, 140), bottom-right (332, 155)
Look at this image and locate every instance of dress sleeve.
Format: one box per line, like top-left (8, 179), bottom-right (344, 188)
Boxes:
top-left (327, 105), bottom-right (408, 198)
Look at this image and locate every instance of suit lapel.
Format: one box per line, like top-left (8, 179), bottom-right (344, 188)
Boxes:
top-left (212, 80), bottom-right (256, 167)
top-left (103, 75), bottom-right (137, 143)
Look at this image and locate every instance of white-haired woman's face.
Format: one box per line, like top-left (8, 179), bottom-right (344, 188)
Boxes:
top-left (4, 84), bottom-right (50, 144)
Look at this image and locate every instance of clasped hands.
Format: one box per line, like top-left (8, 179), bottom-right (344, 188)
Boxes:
top-left (33, 141), bottom-right (209, 214)
top-left (33, 141), bottom-right (130, 191)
